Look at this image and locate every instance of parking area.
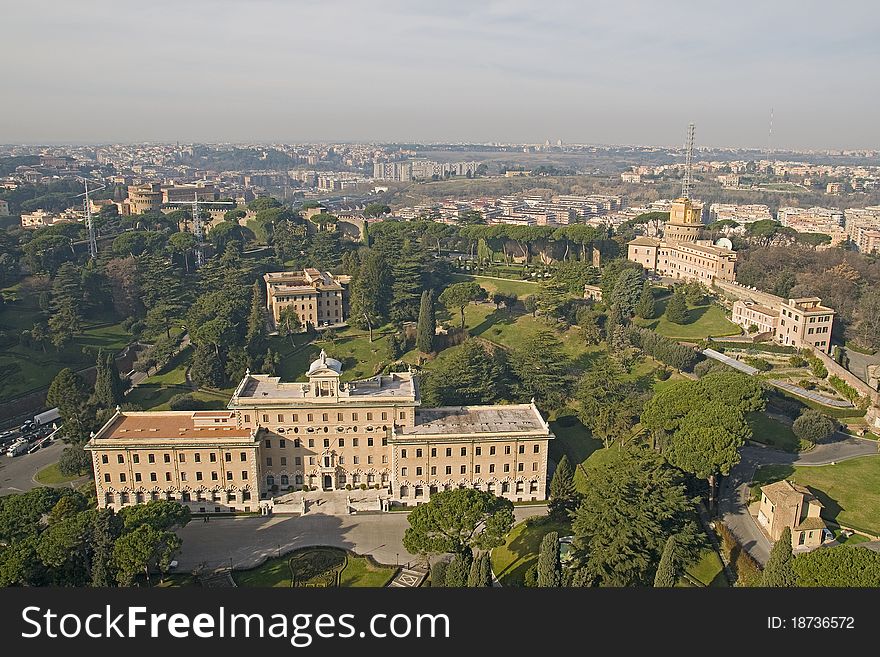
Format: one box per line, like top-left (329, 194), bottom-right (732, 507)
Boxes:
top-left (0, 439), bottom-right (66, 496)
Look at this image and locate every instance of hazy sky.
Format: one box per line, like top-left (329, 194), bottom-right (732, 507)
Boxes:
top-left (1, 0), bottom-right (878, 148)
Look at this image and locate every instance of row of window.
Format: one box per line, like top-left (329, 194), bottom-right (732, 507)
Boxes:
top-left (266, 472), bottom-right (388, 487)
top-left (254, 411), bottom-right (405, 424)
top-left (264, 436), bottom-right (389, 449)
top-left (266, 454), bottom-right (389, 467)
top-left (400, 462), bottom-right (538, 477)
top-left (105, 490), bottom-right (252, 505)
top-left (400, 444), bottom-right (540, 459)
top-left (102, 451), bottom-right (248, 465)
top-left (400, 480), bottom-right (539, 497)
top-left (103, 470), bottom-right (248, 484)
top-left (806, 326), bottom-right (830, 335)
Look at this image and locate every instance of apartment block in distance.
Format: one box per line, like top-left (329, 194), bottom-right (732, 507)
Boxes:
top-left (264, 269), bottom-right (347, 329)
top-left (86, 351), bottom-right (554, 511)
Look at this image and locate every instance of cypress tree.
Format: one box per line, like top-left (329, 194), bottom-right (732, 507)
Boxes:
top-left (416, 290), bottom-right (436, 353)
top-left (537, 531), bottom-right (561, 587)
top-left (245, 281), bottom-right (268, 363)
top-left (444, 553), bottom-right (472, 587)
top-left (467, 553), bottom-right (483, 587)
top-left (93, 350), bottom-right (124, 409)
top-left (548, 455), bottom-right (577, 519)
top-left (430, 560), bottom-right (447, 588)
top-left (654, 535), bottom-right (678, 587)
top-left (390, 246), bottom-right (424, 323)
top-left (635, 283), bottom-right (657, 319)
top-left (762, 527), bottom-right (796, 587)
top-left (479, 552), bottom-right (492, 586)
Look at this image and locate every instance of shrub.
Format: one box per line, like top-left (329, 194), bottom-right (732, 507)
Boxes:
top-left (168, 393), bottom-right (205, 411)
top-left (627, 326), bottom-right (699, 371)
top-left (788, 355), bottom-right (807, 368)
top-left (345, 484), bottom-right (352, 491)
top-left (743, 356), bottom-right (772, 372)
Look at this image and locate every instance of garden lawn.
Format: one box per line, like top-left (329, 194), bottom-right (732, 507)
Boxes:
top-left (34, 462), bottom-right (81, 485)
top-left (143, 346), bottom-right (192, 385)
top-left (338, 555), bottom-right (397, 587)
top-left (449, 273), bottom-right (542, 298)
top-left (272, 326), bottom-right (394, 382)
top-left (747, 412), bottom-right (799, 452)
top-left (548, 417), bottom-right (602, 468)
top-left (490, 519), bottom-right (571, 586)
top-left (232, 549), bottom-right (397, 587)
top-left (684, 548), bottom-right (727, 587)
top-left (751, 456), bottom-right (880, 536)
top-left (635, 301), bottom-right (740, 340)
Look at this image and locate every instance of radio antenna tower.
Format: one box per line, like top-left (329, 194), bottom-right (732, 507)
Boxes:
top-left (768, 107), bottom-right (774, 153)
top-left (177, 188), bottom-right (233, 267)
top-left (76, 177), bottom-right (106, 260)
top-left (681, 122), bottom-right (696, 199)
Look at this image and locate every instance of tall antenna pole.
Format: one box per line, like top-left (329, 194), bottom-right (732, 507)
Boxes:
top-left (768, 107), bottom-right (774, 153)
top-left (84, 179), bottom-right (98, 260)
top-left (682, 122), bottom-right (695, 199)
top-left (192, 192), bottom-right (205, 267)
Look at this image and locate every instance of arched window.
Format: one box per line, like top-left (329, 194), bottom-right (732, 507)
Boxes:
top-left (295, 474), bottom-right (303, 485)
top-left (267, 475), bottom-right (275, 487)
top-left (280, 475), bottom-right (289, 486)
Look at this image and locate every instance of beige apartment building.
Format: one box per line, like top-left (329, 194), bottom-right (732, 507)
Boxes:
top-left (731, 299), bottom-right (778, 335)
top-left (775, 297), bottom-right (835, 353)
top-left (264, 269), bottom-right (347, 329)
top-left (758, 480), bottom-right (827, 550)
top-left (87, 351), bottom-right (553, 511)
top-left (125, 181), bottom-right (218, 215)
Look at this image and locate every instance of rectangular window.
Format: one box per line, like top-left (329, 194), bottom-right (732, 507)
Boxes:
top-left (134, 473), bottom-right (141, 482)
top-left (431, 448), bottom-right (436, 457)
top-left (416, 467), bottom-right (422, 476)
top-left (180, 472), bottom-right (187, 481)
top-left (104, 473), bottom-right (111, 482)
top-left (489, 464), bottom-right (495, 473)
top-left (401, 467), bottom-right (408, 476)
top-left (193, 453), bottom-right (200, 463)
top-left (277, 414), bottom-right (284, 423)
top-left (179, 453), bottom-right (186, 463)
top-left (262, 414), bottom-right (269, 423)
top-left (240, 452), bottom-right (247, 461)
top-left (352, 413), bottom-right (359, 421)
top-left (102, 455), bottom-right (109, 464)
top-left (323, 439), bottom-right (330, 448)
top-left (117, 454), bottom-right (124, 464)
top-left (518, 463), bottom-right (524, 472)
top-left (445, 466), bottom-right (452, 475)
top-left (401, 449), bottom-right (407, 458)
top-left (518, 445), bottom-right (525, 454)
top-left (148, 453), bottom-right (155, 464)
top-left (475, 447), bottom-right (481, 456)
top-left (322, 413), bottom-right (328, 422)
top-left (265, 439), bottom-right (271, 448)
top-left (533, 445), bottom-right (540, 453)
top-left (292, 414), bottom-right (298, 422)
top-left (353, 438), bottom-right (359, 447)
top-left (446, 448), bottom-right (452, 457)
top-left (295, 457), bottom-right (301, 465)
top-left (226, 471), bottom-right (233, 480)
top-left (367, 412), bottom-right (373, 421)
top-left (279, 439), bottom-right (286, 448)
top-left (400, 411), bottom-right (406, 420)
top-left (430, 466), bottom-right (436, 475)
top-left (280, 457), bottom-right (287, 466)
top-left (244, 414), bottom-right (250, 423)
top-left (266, 457), bottom-right (273, 466)
top-left (225, 453), bottom-right (232, 462)
top-left (504, 464), bottom-right (510, 473)
top-left (475, 465), bottom-right (481, 474)
top-left (367, 437), bottom-right (374, 447)
top-left (133, 454), bottom-right (140, 464)
top-left (416, 448), bottom-right (422, 458)
top-left (196, 472), bottom-right (203, 481)
top-left (211, 472), bottom-right (218, 481)
top-left (461, 465), bottom-right (466, 474)
top-left (460, 447), bottom-right (466, 456)
top-left (309, 439), bottom-right (315, 448)
top-left (381, 412), bottom-right (387, 420)
top-left (210, 453), bottom-right (217, 462)
top-left (242, 471), bottom-right (248, 480)
top-left (166, 472), bottom-right (172, 481)
top-left (505, 446), bottom-right (511, 455)
top-left (339, 438), bottom-right (344, 447)
top-left (150, 472), bottom-right (157, 481)
top-left (490, 446), bottom-right (496, 456)
top-left (309, 457), bottom-right (315, 465)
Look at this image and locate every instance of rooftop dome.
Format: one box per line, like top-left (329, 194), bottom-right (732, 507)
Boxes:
top-left (307, 349), bottom-right (342, 376)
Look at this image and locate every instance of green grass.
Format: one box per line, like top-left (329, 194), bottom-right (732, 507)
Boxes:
top-left (773, 389), bottom-right (868, 419)
top-left (126, 384), bottom-right (230, 411)
top-left (684, 548), bottom-right (728, 587)
top-left (143, 346), bottom-right (192, 385)
top-left (272, 326), bottom-right (394, 382)
top-left (747, 412), bottom-right (800, 452)
top-left (751, 456), bottom-right (880, 536)
top-left (34, 462), bottom-right (81, 485)
top-left (233, 548), bottom-right (397, 588)
top-left (338, 555), bottom-right (397, 587)
top-left (490, 519), bottom-right (571, 586)
top-left (234, 555), bottom-right (292, 587)
top-left (634, 301), bottom-right (740, 341)
top-left (449, 273), bottom-right (542, 298)
top-left (548, 416), bottom-right (603, 468)
top-left (0, 285), bottom-right (132, 401)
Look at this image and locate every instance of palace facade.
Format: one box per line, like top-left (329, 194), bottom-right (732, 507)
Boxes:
top-left (264, 269), bottom-right (348, 329)
top-left (86, 351), bottom-right (553, 512)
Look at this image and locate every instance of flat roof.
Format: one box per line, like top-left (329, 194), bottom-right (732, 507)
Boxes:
top-left (400, 404), bottom-right (550, 438)
top-left (231, 372), bottom-right (418, 403)
top-left (87, 411), bottom-right (258, 448)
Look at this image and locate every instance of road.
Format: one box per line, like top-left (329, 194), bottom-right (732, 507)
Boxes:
top-left (719, 434), bottom-right (878, 565)
top-left (0, 439), bottom-right (68, 496)
top-left (175, 505), bottom-right (547, 572)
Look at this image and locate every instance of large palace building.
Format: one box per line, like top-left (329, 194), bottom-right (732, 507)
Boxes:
top-left (86, 351), bottom-right (553, 513)
top-left (627, 196), bottom-right (738, 283)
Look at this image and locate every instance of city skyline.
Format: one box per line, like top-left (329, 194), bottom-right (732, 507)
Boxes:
top-left (1, 0), bottom-right (878, 149)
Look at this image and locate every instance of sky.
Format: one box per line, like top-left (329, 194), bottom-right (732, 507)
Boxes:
top-left (1, 0), bottom-right (878, 149)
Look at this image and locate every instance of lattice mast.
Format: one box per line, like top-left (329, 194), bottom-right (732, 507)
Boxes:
top-left (681, 122), bottom-right (695, 200)
top-left (83, 179), bottom-right (98, 259)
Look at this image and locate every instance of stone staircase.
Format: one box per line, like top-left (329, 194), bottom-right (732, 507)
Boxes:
top-left (387, 564), bottom-right (429, 588)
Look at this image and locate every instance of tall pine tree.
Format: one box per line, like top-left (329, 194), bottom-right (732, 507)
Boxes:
top-left (390, 246), bottom-right (424, 323)
top-left (245, 281), bottom-right (268, 366)
top-left (635, 283), bottom-right (657, 319)
top-left (416, 290), bottom-right (436, 353)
